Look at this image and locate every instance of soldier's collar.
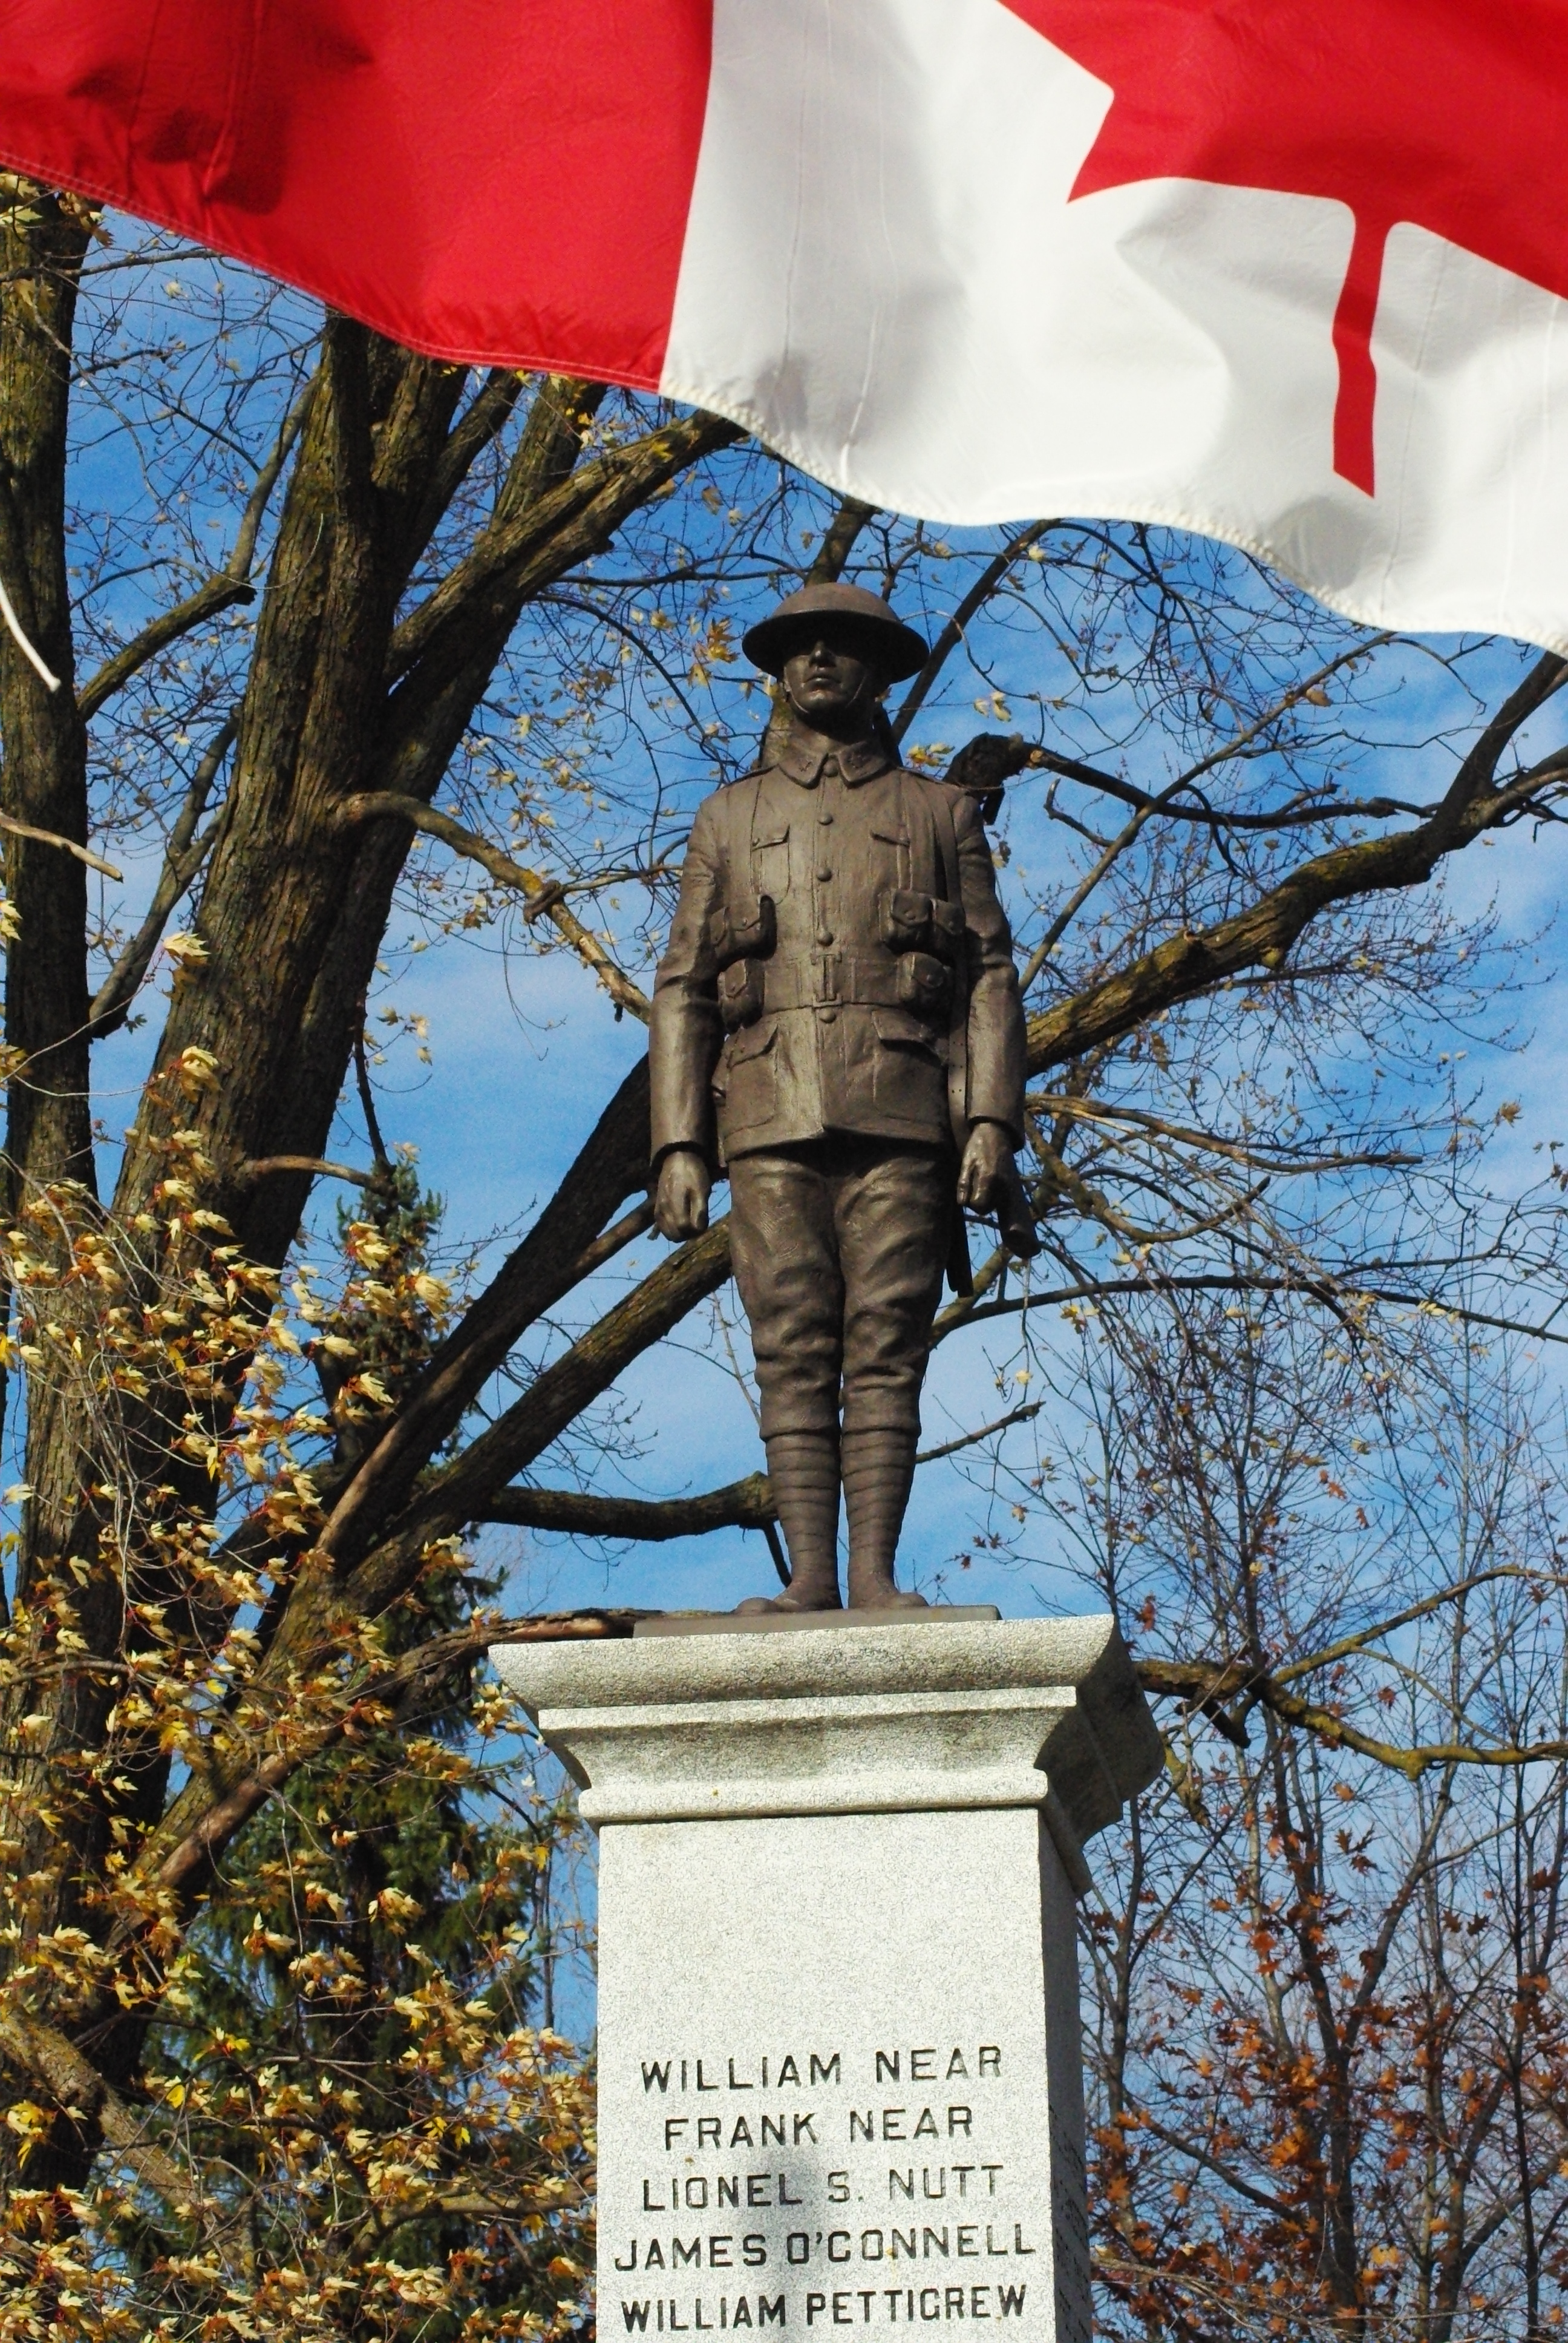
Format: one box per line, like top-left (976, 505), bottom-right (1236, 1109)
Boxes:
top-left (767, 733), bottom-right (894, 788)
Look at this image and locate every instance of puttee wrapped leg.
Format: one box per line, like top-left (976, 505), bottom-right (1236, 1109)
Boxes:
top-left (753, 1429), bottom-right (843, 1610)
top-left (729, 1147), bottom-right (846, 1612)
top-left (842, 1424), bottom-right (927, 1610)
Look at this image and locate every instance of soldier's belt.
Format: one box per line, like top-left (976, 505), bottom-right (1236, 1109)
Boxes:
top-left (762, 952), bottom-right (899, 1009)
top-left (760, 951), bottom-right (950, 1014)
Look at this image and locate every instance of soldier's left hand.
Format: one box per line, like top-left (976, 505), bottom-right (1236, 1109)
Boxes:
top-left (653, 1147), bottom-right (712, 1242)
top-left (958, 1120), bottom-right (1014, 1214)
top-left (958, 1121), bottom-right (1040, 1259)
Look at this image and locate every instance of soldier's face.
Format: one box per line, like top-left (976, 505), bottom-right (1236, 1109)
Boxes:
top-left (780, 634), bottom-right (884, 729)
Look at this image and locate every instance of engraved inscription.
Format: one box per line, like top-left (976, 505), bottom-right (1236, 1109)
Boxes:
top-left (606, 2043), bottom-right (1068, 2336)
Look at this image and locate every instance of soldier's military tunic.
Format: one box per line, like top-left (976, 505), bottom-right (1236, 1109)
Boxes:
top-left (650, 729), bottom-right (1027, 1446)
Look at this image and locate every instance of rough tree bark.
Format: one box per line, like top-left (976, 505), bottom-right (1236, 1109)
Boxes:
top-left (0, 283), bottom-right (737, 2191)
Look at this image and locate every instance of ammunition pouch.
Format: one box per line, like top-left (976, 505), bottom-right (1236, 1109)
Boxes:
top-left (880, 886), bottom-right (965, 965)
top-left (928, 897), bottom-right (966, 961)
top-left (718, 958), bottom-right (766, 1032)
top-left (711, 894), bottom-right (776, 1032)
top-left (881, 887), bottom-right (932, 954)
top-left (896, 951), bottom-right (952, 1018)
top-left (710, 893), bottom-right (776, 971)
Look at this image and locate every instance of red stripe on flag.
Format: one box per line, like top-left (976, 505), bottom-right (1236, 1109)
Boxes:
top-left (0, 0), bottom-right (713, 385)
top-left (1329, 215), bottom-right (1391, 499)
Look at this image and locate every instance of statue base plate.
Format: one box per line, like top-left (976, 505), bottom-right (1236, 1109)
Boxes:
top-left (634, 1607), bottom-right (1002, 1639)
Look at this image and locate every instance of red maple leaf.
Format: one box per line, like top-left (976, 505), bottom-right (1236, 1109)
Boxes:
top-left (1007, 0), bottom-right (1568, 495)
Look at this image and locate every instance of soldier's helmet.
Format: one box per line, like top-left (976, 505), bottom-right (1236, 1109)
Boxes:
top-left (742, 580), bottom-right (929, 684)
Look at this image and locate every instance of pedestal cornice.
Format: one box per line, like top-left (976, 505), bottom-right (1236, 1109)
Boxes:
top-left (494, 1613), bottom-right (1160, 1888)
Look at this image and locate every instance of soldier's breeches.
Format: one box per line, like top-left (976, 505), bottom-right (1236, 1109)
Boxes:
top-left (728, 1137), bottom-right (950, 1439)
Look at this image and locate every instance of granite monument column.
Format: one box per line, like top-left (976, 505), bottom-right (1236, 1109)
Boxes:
top-left (495, 1613), bottom-right (1161, 2343)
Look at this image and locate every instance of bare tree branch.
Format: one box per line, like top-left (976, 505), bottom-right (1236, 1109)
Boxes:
top-left (482, 1473), bottom-right (773, 1539)
top-left (1031, 1092), bottom-right (1420, 1175)
top-left (240, 1154), bottom-right (381, 1188)
top-left (1027, 652), bottom-right (1568, 1073)
top-left (1138, 1568), bottom-right (1568, 1777)
top-left (403, 366), bottom-right (524, 565)
top-left (385, 408), bottom-right (743, 688)
top-left (946, 1267), bottom-right (1568, 1349)
top-left (77, 376), bottom-right (315, 721)
top-left (480, 1402), bottom-right (1044, 1541)
top-left (335, 1218), bottom-right (736, 1618)
top-left (0, 810), bottom-right (117, 877)
top-left (87, 708), bottom-right (238, 1037)
top-left (892, 520), bottom-right (1052, 741)
top-left (314, 1055), bottom-right (655, 1571)
top-left (335, 788), bottom-right (650, 1021)
top-left (806, 496), bottom-right (878, 585)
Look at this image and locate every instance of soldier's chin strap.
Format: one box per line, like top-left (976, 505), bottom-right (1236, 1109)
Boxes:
top-left (869, 701), bottom-right (901, 763)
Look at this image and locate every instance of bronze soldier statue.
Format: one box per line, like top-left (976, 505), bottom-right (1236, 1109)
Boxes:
top-left (649, 582), bottom-right (1036, 1612)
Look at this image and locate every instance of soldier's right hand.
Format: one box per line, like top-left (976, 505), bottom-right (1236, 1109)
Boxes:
top-left (654, 1148), bottom-right (712, 1242)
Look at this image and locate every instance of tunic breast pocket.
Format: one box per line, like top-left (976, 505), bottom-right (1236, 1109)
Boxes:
top-left (871, 824), bottom-right (911, 892)
top-left (722, 1018), bottom-right (778, 1132)
top-left (750, 824), bottom-right (791, 901)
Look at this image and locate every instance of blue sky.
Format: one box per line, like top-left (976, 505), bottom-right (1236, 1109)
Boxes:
top-left (87, 681), bottom-right (1568, 1630)
top-left (48, 245), bottom-right (1568, 1640)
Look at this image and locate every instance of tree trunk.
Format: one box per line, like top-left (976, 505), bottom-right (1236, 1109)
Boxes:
top-left (0, 180), bottom-right (100, 2197)
top-left (0, 301), bottom-right (734, 2197)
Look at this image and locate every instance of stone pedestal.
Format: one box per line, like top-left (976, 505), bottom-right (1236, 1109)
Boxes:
top-left (494, 1615), bottom-right (1160, 2343)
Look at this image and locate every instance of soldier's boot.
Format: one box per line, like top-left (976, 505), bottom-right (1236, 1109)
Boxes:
top-left (843, 1426), bottom-right (929, 1610)
top-left (737, 1431), bottom-right (843, 1612)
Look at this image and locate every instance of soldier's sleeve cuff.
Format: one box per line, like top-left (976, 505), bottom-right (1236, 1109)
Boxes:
top-left (965, 1110), bottom-right (1024, 1149)
top-left (650, 1135), bottom-right (717, 1172)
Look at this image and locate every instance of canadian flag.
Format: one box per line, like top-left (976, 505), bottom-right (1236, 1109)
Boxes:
top-left (6, 0), bottom-right (1568, 647)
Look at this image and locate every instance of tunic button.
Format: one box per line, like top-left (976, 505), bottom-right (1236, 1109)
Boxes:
top-left (818, 808), bottom-right (834, 825)
top-left (817, 865), bottom-right (833, 883)
top-left (816, 925), bottom-right (834, 946)
top-left (817, 1005), bottom-right (838, 1023)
